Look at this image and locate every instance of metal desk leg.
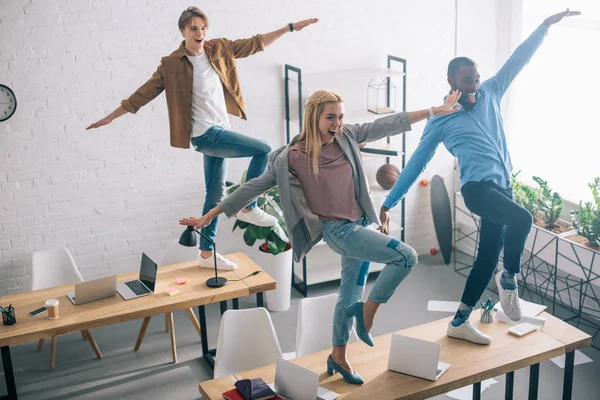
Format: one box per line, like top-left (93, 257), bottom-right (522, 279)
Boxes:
top-left (473, 381), bottom-right (481, 400)
top-left (220, 300), bottom-right (227, 315)
top-left (1, 346), bottom-right (17, 400)
top-left (256, 292), bottom-right (264, 308)
top-left (562, 351), bottom-right (575, 400)
top-left (198, 305), bottom-right (214, 368)
top-left (529, 363), bottom-right (540, 400)
top-left (232, 298), bottom-right (239, 310)
top-left (505, 371), bottom-right (514, 400)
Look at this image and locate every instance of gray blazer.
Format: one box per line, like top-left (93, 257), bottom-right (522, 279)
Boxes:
top-left (219, 112), bottom-right (412, 262)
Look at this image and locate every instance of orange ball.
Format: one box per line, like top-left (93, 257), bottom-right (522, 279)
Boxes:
top-left (430, 248), bottom-right (438, 255)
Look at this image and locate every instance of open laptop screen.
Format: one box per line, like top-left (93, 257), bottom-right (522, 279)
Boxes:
top-left (139, 253), bottom-right (158, 292)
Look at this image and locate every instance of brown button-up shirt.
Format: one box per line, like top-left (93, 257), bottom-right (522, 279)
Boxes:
top-left (121, 35), bottom-right (265, 149)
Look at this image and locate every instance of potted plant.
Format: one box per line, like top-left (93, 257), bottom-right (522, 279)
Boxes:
top-left (567, 177), bottom-right (600, 250)
top-left (512, 171), bottom-right (539, 217)
top-left (226, 172), bottom-right (293, 312)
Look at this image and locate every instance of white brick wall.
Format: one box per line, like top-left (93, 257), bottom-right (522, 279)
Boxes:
top-left (0, 0), bottom-right (502, 293)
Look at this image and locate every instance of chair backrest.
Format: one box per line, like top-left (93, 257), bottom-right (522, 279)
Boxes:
top-left (31, 247), bottom-right (84, 290)
top-left (295, 293), bottom-right (358, 357)
top-left (213, 308), bottom-right (283, 378)
top-left (159, 239), bottom-right (198, 267)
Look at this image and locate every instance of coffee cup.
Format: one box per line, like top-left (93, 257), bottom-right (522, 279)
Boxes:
top-left (45, 299), bottom-right (59, 320)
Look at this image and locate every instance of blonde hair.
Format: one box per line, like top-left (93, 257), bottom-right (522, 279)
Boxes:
top-left (178, 6), bottom-right (209, 30)
top-left (296, 90), bottom-right (344, 177)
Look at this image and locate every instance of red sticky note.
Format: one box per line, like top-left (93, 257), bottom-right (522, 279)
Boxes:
top-left (176, 277), bottom-right (191, 285)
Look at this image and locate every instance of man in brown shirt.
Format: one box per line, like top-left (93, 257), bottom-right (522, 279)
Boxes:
top-left (87, 7), bottom-right (318, 269)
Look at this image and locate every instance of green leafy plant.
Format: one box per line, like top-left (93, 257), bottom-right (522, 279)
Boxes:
top-left (225, 172), bottom-right (290, 255)
top-left (532, 176), bottom-right (563, 229)
top-left (571, 177), bottom-right (600, 248)
top-left (511, 171), bottom-right (539, 216)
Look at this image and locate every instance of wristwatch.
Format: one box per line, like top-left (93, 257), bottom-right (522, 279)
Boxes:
top-left (288, 23), bottom-right (294, 32)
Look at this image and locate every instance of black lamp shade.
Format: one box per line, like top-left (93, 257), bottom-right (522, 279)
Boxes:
top-left (179, 226), bottom-right (197, 247)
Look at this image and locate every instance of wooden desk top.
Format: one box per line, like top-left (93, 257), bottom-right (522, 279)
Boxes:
top-left (199, 312), bottom-right (592, 400)
top-left (0, 252), bottom-right (275, 347)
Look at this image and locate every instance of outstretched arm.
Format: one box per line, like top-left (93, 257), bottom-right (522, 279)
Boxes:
top-left (261, 18), bottom-right (319, 47)
top-left (488, 8), bottom-right (580, 98)
top-left (349, 90), bottom-right (460, 144)
top-left (229, 18), bottom-right (319, 59)
top-left (382, 122), bottom-right (443, 210)
top-left (86, 65), bottom-right (165, 130)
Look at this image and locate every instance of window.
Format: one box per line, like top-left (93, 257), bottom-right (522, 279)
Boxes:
top-left (507, 0), bottom-right (600, 203)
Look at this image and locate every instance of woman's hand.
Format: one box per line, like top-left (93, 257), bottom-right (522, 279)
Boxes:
top-left (179, 215), bottom-right (214, 230)
top-left (292, 18), bottom-right (319, 32)
top-left (432, 90), bottom-right (461, 116)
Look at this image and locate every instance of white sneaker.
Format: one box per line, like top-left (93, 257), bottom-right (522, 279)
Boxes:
top-left (198, 252), bottom-right (238, 271)
top-left (236, 207), bottom-right (278, 227)
top-left (495, 271), bottom-right (522, 321)
top-left (447, 320), bottom-right (492, 345)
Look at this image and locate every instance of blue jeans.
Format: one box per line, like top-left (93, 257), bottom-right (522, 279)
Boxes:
top-left (191, 125), bottom-right (272, 251)
top-left (322, 215), bottom-right (418, 346)
top-left (460, 181), bottom-right (533, 307)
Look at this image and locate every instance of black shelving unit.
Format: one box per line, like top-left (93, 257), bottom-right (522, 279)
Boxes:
top-left (284, 55), bottom-right (407, 297)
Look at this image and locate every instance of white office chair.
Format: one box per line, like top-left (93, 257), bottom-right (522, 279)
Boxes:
top-left (213, 308), bottom-right (283, 378)
top-left (294, 293), bottom-right (358, 358)
top-left (31, 247), bottom-right (103, 370)
top-left (133, 239), bottom-right (202, 363)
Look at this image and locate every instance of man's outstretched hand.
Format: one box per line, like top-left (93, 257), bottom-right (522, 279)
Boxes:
top-left (543, 8), bottom-right (581, 27)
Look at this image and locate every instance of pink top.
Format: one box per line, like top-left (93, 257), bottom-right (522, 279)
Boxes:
top-left (288, 140), bottom-right (363, 222)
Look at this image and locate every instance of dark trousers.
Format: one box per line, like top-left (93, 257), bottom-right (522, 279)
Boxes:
top-left (460, 181), bottom-right (533, 307)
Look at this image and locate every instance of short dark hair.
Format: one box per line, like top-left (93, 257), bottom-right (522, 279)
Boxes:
top-left (447, 57), bottom-right (477, 77)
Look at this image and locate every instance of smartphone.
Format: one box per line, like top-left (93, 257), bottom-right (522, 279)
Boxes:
top-left (29, 306), bottom-right (47, 317)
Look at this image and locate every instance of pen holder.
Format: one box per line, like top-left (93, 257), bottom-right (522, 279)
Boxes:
top-left (479, 296), bottom-right (497, 324)
top-left (2, 308), bottom-right (16, 326)
top-left (480, 307), bottom-right (494, 323)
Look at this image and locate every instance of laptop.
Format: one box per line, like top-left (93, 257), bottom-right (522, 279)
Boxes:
top-left (388, 333), bottom-right (450, 381)
top-left (117, 253), bottom-right (159, 300)
top-left (66, 275), bottom-right (117, 305)
top-left (271, 358), bottom-right (338, 400)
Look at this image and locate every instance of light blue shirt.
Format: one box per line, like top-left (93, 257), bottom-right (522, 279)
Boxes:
top-left (384, 24), bottom-right (548, 209)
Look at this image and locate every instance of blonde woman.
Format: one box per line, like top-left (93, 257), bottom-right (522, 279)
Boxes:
top-left (87, 7), bottom-right (318, 270)
top-left (180, 90), bottom-right (460, 383)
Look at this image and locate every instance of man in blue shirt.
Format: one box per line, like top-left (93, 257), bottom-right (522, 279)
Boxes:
top-left (380, 9), bottom-right (580, 344)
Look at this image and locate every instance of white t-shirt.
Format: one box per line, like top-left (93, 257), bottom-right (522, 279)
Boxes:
top-left (188, 53), bottom-right (230, 138)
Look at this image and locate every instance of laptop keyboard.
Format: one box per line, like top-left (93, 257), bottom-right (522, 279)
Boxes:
top-left (125, 280), bottom-right (151, 296)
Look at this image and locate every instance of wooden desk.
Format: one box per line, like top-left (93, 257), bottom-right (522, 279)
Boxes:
top-left (0, 252), bottom-right (275, 400)
top-left (199, 312), bottom-right (591, 400)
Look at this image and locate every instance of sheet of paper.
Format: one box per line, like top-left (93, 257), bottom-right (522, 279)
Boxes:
top-left (493, 298), bottom-right (546, 317)
top-left (495, 309), bottom-right (546, 327)
top-left (446, 378), bottom-right (497, 400)
top-left (427, 300), bottom-right (461, 313)
top-left (550, 350), bottom-right (593, 368)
